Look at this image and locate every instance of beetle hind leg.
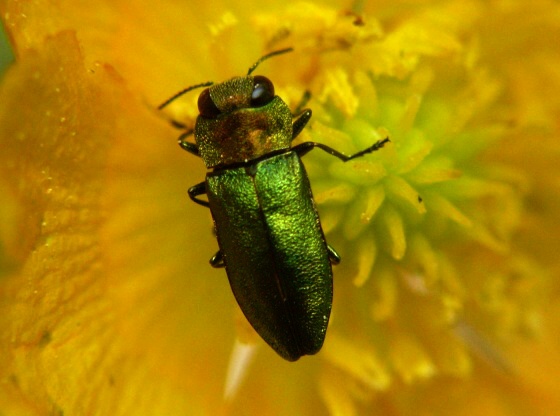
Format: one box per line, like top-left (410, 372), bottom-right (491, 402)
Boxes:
top-left (327, 244), bottom-right (341, 265)
top-left (210, 251), bottom-right (225, 268)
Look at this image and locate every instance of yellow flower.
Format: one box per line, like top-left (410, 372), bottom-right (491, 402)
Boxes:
top-left (1, 1), bottom-right (560, 415)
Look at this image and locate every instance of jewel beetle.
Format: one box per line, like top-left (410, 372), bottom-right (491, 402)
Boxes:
top-left (159, 49), bottom-right (389, 361)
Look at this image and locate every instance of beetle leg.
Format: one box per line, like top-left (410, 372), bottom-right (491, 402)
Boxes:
top-left (188, 182), bottom-right (210, 207)
top-left (291, 109), bottom-right (312, 141)
top-left (210, 251), bottom-right (226, 268)
top-left (170, 119), bottom-right (188, 130)
top-left (292, 138), bottom-right (390, 161)
top-left (292, 90), bottom-right (311, 116)
top-left (178, 130), bottom-right (200, 157)
top-left (327, 244), bottom-right (341, 265)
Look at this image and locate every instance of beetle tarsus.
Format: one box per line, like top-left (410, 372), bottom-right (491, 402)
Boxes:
top-left (344, 137), bottom-right (390, 161)
top-left (188, 182), bottom-right (209, 207)
top-left (292, 137), bottom-right (390, 161)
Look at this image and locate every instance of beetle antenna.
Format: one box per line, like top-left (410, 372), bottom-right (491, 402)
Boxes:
top-left (247, 48), bottom-right (294, 76)
top-left (158, 81), bottom-right (214, 110)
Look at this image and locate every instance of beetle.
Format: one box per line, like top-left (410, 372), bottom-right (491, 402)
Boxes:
top-left (159, 49), bottom-right (389, 361)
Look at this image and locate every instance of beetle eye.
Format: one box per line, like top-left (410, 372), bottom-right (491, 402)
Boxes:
top-left (251, 76), bottom-right (275, 107)
top-left (198, 88), bottom-right (221, 118)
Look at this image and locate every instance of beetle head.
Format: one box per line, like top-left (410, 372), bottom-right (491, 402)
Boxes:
top-left (194, 75), bottom-right (293, 169)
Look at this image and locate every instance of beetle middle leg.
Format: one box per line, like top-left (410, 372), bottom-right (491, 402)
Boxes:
top-left (188, 182), bottom-right (210, 207)
top-left (292, 138), bottom-right (390, 161)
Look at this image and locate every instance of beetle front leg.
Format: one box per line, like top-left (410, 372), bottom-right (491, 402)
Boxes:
top-left (291, 109), bottom-right (312, 142)
top-left (178, 130), bottom-right (200, 157)
top-left (188, 182), bottom-right (210, 207)
top-left (292, 90), bottom-right (311, 116)
top-left (293, 138), bottom-right (390, 161)
top-left (290, 90), bottom-right (312, 142)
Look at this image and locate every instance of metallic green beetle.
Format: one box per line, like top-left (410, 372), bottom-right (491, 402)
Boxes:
top-left (160, 49), bottom-right (389, 361)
